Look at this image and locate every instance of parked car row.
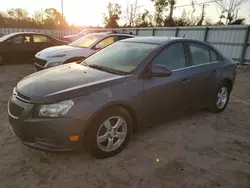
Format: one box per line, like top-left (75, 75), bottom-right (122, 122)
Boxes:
top-left (5, 31), bottom-right (236, 158)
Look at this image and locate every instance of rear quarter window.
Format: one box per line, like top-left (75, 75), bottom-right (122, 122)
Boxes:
top-left (209, 48), bottom-right (223, 62)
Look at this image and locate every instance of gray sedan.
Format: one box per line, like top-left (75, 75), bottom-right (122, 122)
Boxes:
top-left (8, 37), bottom-right (236, 158)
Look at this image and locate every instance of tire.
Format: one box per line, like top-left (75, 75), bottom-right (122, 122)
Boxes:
top-left (0, 54), bottom-right (5, 66)
top-left (85, 107), bottom-right (133, 159)
top-left (208, 82), bottom-right (230, 113)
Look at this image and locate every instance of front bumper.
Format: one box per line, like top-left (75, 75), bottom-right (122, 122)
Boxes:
top-left (8, 96), bottom-right (87, 151)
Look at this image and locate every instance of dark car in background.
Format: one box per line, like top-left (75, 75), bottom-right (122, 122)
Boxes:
top-left (0, 32), bottom-right (68, 65)
top-left (63, 29), bottom-right (108, 43)
top-left (8, 37), bottom-right (236, 158)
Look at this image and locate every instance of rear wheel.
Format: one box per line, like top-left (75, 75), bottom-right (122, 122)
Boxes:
top-left (85, 107), bottom-right (133, 158)
top-left (208, 83), bottom-right (230, 113)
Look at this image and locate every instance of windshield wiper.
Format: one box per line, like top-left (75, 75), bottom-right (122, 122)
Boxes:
top-left (87, 64), bottom-right (120, 75)
top-left (82, 60), bottom-right (88, 66)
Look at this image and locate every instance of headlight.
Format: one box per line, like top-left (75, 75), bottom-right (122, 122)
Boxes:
top-left (35, 100), bottom-right (74, 118)
top-left (47, 54), bottom-right (66, 58)
top-left (46, 61), bottom-right (63, 68)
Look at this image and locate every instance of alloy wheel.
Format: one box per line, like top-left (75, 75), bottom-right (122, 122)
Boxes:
top-left (216, 86), bottom-right (228, 109)
top-left (97, 116), bottom-right (127, 152)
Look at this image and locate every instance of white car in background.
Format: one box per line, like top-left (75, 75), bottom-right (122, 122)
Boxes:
top-left (34, 33), bottom-right (134, 71)
top-left (63, 29), bottom-right (108, 42)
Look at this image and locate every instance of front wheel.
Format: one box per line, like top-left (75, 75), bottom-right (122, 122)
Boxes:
top-left (85, 107), bottom-right (133, 158)
top-left (208, 83), bottom-right (230, 113)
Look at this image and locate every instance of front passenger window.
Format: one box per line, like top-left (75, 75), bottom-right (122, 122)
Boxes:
top-left (96, 37), bottom-right (116, 49)
top-left (152, 43), bottom-right (186, 70)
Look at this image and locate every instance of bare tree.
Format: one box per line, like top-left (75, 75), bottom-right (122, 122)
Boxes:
top-left (123, 0), bottom-right (142, 27)
top-left (216, 0), bottom-right (249, 24)
top-left (104, 3), bottom-right (122, 28)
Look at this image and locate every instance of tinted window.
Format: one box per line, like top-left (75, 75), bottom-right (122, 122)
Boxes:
top-left (118, 36), bottom-right (132, 41)
top-left (96, 36), bottom-right (116, 48)
top-left (152, 43), bottom-right (186, 70)
top-left (210, 49), bottom-right (218, 62)
top-left (70, 35), bottom-right (102, 48)
top-left (189, 43), bottom-right (210, 65)
top-left (8, 35), bottom-right (31, 44)
top-left (83, 42), bottom-right (158, 73)
top-left (33, 35), bottom-right (50, 43)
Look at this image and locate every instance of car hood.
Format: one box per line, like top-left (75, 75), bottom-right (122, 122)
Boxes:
top-left (16, 63), bottom-right (126, 103)
top-left (37, 45), bottom-right (83, 58)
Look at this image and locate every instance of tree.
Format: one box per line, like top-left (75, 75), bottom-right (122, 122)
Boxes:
top-left (216, 0), bottom-right (249, 24)
top-left (103, 3), bottom-right (122, 28)
top-left (7, 8), bottom-right (28, 20)
top-left (229, 18), bottom-right (245, 24)
top-left (123, 0), bottom-right (141, 27)
top-left (168, 0), bottom-right (176, 21)
top-left (33, 11), bottom-right (43, 24)
top-left (151, 0), bottom-right (168, 26)
top-left (44, 8), bottom-right (68, 28)
top-left (134, 10), bottom-right (153, 27)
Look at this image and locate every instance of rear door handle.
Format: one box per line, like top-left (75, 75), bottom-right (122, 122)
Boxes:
top-left (181, 78), bottom-right (190, 84)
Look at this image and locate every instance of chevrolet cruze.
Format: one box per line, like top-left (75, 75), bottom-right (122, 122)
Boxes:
top-left (8, 37), bottom-right (236, 158)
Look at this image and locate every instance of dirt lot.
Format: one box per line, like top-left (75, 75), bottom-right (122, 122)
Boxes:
top-left (0, 65), bottom-right (250, 188)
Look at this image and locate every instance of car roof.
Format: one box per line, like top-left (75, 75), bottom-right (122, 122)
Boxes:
top-left (84, 32), bottom-right (135, 38)
top-left (122, 36), bottom-right (207, 45)
top-left (3, 32), bottom-right (51, 36)
top-left (0, 32), bottom-right (53, 41)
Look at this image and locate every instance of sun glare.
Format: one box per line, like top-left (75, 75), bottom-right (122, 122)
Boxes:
top-left (64, 0), bottom-right (107, 26)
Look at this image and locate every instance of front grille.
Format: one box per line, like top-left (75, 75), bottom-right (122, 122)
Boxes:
top-left (34, 58), bottom-right (47, 66)
top-left (17, 92), bottom-right (30, 102)
top-left (9, 102), bottom-right (24, 117)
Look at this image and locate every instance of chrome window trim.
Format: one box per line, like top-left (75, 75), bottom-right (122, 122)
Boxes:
top-left (172, 61), bottom-right (219, 72)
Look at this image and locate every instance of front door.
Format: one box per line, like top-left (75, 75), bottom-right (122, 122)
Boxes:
top-left (142, 42), bottom-right (192, 125)
top-left (5, 34), bottom-right (33, 63)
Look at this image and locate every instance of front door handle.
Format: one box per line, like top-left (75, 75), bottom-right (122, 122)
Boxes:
top-left (181, 78), bottom-right (190, 84)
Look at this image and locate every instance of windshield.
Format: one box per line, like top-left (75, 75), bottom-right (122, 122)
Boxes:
top-left (82, 42), bottom-right (158, 73)
top-left (69, 35), bottom-right (102, 48)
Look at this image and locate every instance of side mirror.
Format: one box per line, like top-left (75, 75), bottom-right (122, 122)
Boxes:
top-left (94, 43), bottom-right (104, 50)
top-left (149, 64), bottom-right (172, 78)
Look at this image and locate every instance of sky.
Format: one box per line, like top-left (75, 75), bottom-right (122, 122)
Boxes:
top-left (0, 0), bottom-right (249, 26)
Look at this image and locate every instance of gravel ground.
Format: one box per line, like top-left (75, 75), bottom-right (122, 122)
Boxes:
top-left (0, 65), bottom-right (250, 188)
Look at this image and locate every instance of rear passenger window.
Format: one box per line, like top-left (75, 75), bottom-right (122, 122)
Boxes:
top-left (189, 43), bottom-right (210, 65)
top-left (33, 35), bottom-right (50, 43)
top-left (118, 36), bottom-right (132, 41)
top-left (210, 49), bottom-right (218, 62)
top-left (152, 43), bottom-right (186, 70)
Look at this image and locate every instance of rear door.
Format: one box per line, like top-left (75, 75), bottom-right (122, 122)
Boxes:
top-left (32, 34), bottom-right (52, 56)
top-left (185, 42), bottom-right (216, 107)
